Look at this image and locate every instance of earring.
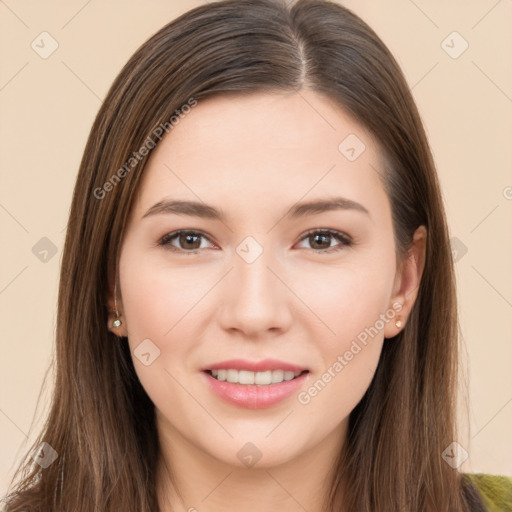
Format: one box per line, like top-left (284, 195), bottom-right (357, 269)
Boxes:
top-left (395, 318), bottom-right (402, 329)
top-left (111, 281), bottom-right (122, 328)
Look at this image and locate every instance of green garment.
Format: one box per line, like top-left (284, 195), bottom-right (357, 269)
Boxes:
top-left (464, 473), bottom-right (512, 511)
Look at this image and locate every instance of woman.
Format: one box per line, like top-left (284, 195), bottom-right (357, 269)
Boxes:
top-left (3, 0), bottom-right (511, 510)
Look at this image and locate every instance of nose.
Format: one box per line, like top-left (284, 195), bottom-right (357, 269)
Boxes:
top-left (217, 247), bottom-right (293, 339)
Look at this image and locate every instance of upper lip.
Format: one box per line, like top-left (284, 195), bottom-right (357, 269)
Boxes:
top-left (201, 358), bottom-right (309, 373)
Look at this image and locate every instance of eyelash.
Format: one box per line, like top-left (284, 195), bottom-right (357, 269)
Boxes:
top-left (157, 228), bottom-right (352, 255)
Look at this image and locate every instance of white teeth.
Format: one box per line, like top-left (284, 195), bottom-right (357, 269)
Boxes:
top-left (255, 370), bottom-right (272, 385)
top-left (271, 369), bottom-right (284, 383)
top-left (210, 369), bottom-right (303, 385)
top-left (239, 370), bottom-right (254, 385)
top-left (226, 369), bottom-right (238, 383)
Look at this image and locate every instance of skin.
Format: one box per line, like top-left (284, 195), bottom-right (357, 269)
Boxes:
top-left (107, 90), bottom-right (426, 512)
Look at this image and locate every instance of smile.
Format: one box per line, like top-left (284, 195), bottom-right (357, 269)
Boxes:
top-left (202, 370), bottom-right (310, 409)
top-left (206, 369), bottom-right (307, 385)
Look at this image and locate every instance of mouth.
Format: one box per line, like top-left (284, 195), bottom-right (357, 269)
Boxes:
top-left (201, 367), bottom-right (310, 409)
top-left (204, 368), bottom-right (309, 386)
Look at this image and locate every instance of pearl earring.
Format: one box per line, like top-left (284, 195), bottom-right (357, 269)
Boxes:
top-left (111, 281), bottom-right (122, 328)
top-left (395, 318), bottom-right (402, 328)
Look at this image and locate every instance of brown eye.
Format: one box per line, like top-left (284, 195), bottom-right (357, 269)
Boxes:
top-left (309, 233), bottom-right (331, 250)
top-left (297, 229), bottom-right (352, 253)
top-left (177, 232), bottom-right (202, 250)
top-left (159, 230), bottom-right (214, 253)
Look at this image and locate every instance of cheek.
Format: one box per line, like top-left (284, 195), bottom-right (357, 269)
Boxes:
top-left (301, 254), bottom-right (395, 346)
top-left (299, 291), bottom-right (387, 427)
top-left (299, 339), bottom-right (383, 431)
top-left (118, 256), bottom-right (204, 414)
top-left (120, 251), bottom-right (209, 342)
top-left (297, 259), bottom-right (394, 413)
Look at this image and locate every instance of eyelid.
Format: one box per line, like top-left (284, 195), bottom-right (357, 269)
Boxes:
top-left (158, 228), bottom-right (352, 253)
top-left (158, 229), bottom-right (217, 252)
top-left (295, 228), bottom-right (352, 252)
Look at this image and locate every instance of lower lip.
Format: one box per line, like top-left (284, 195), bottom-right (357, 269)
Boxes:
top-left (202, 371), bottom-right (309, 409)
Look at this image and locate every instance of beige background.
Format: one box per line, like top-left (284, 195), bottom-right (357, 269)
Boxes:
top-left (1, 0), bottom-right (511, 494)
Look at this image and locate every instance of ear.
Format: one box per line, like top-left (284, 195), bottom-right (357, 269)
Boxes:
top-left (384, 225), bottom-right (427, 339)
top-left (106, 269), bottom-right (129, 338)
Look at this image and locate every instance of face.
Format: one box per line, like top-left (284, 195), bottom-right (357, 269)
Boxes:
top-left (110, 90), bottom-right (423, 470)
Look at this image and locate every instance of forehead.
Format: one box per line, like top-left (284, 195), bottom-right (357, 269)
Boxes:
top-left (133, 90), bottom-right (389, 223)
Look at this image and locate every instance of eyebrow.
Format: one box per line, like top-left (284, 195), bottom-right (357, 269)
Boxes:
top-left (141, 196), bottom-right (370, 221)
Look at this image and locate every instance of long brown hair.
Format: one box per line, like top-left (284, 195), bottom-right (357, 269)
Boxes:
top-left (4, 0), bottom-right (475, 510)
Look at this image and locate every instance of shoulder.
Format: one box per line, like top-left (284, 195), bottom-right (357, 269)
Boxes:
top-left (462, 473), bottom-right (512, 512)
